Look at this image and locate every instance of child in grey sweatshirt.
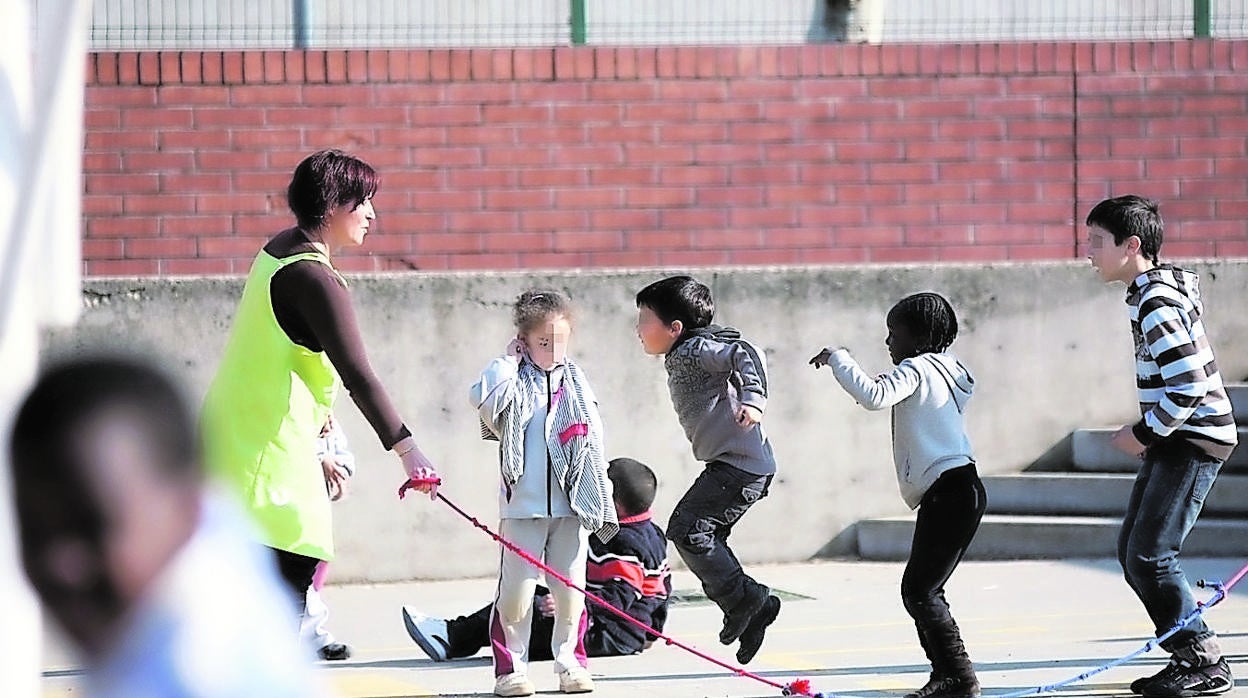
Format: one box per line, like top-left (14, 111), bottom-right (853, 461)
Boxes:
top-left (635, 275), bottom-right (780, 665)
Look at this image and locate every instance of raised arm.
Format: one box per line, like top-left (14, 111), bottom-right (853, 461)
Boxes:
top-left (826, 348), bottom-right (922, 410)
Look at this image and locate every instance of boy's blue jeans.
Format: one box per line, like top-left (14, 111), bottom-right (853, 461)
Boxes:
top-left (667, 461), bottom-right (772, 614)
top-left (1117, 439), bottom-right (1223, 657)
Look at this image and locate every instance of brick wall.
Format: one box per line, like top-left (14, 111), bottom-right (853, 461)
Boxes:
top-left (83, 42), bottom-right (1248, 275)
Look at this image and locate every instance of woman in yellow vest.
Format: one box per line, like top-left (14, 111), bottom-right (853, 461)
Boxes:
top-left (202, 150), bottom-right (439, 610)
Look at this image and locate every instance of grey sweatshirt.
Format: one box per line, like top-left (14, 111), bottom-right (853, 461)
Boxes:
top-left (827, 349), bottom-right (974, 509)
top-left (664, 327), bottom-right (776, 476)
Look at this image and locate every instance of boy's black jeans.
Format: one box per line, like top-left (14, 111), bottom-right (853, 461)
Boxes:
top-left (901, 464), bottom-right (986, 680)
top-left (667, 461), bottom-right (773, 614)
top-left (1118, 439), bottom-right (1223, 661)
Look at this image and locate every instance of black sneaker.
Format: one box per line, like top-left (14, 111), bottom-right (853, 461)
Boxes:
top-left (719, 586), bottom-right (770, 645)
top-left (318, 642), bottom-right (352, 661)
top-left (735, 595), bottom-right (781, 664)
top-left (903, 676), bottom-right (981, 698)
top-left (1142, 658), bottom-right (1233, 698)
top-left (1132, 660), bottom-right (1183, 694)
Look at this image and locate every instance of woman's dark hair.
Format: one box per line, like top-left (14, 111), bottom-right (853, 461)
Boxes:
top-left (1084, 195), bottom-right (1163, 264)
top-left (287, 149), bottom-right (379, 231)
top-left (634, 275), bottom-right (714, 330)
top-left (608, 458), bottom-right (658, 517)
top-left (513, 290), bottom-right (573, 334)
top-left (887, 292), bottom-right (959, 354)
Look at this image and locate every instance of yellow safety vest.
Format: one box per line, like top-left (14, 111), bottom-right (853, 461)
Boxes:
top-left (202, 251), bottom-right (342, 560)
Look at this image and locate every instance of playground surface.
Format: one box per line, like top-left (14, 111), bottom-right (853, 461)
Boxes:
top-left (41, 558), bottom-right (1248, 697)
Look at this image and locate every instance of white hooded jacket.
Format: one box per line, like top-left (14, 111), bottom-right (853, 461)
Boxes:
top-left (828, 349), bottom-right (975, 509)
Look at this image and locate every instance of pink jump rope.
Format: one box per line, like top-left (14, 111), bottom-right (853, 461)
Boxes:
top-left (399, 476), bottom-right (820, 697)
top-left (401, 476), bottom-right (1248, 698)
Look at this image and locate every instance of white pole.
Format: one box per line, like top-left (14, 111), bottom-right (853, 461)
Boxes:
top-left (0, 1), bottom-right (89, 695)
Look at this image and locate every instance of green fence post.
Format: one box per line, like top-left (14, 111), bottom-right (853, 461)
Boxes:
top-left (1194, 0), bottom-right (1211, 37)
top-left (293, 0), bottom-right (311, 48)
top-left (570, 0), bottom-right (587, 45)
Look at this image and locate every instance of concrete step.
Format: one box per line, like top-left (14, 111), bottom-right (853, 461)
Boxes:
top-left (983, 473), bottom-right (1248, 517)
top-left (1070, 426), bottom-right (1247, 472)
top-left (857, 514), bottom-right (1248, 560)
top-left (1229, 383), bottom-right (1248, 425)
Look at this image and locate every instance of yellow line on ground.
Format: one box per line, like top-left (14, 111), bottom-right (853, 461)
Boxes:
top-left (328, 671), bottom-right (436, 698)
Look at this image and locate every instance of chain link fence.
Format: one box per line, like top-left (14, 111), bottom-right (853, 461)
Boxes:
top-left (84, 0), bottom-right (1248, 50)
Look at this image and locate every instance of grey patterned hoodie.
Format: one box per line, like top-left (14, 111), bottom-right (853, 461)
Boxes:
top-left (663, 326), bottom-right (776, 476)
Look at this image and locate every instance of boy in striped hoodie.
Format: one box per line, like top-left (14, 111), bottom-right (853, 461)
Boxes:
top-left (1085, 195), bottom-right (1237, 698)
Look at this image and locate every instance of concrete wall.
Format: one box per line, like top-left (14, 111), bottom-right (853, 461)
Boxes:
top-left (41, 261), bottom-right (1248, 582)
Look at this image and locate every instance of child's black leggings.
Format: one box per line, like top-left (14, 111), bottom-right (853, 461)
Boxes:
top-left (900, 464), bottom-right (987, 677)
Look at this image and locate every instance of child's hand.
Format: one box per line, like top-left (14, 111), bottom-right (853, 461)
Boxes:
top-left (736, 404), bottom-right (762, 428)
top-left (809, 346), bottom-right (844, 369)
top-left (1110, 425), bottom-right (1146, 457)
top-left (506, 337), bottom-right (527, 361)
top-left (322, 457), bottom-right (350, 501)
top-left (535, 593), bottom-right (556, 618)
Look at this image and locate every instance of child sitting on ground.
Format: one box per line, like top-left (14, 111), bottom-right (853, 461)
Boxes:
top-left (402, 458), bottom-right (670, 662)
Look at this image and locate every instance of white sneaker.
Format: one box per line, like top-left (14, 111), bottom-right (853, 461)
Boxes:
top-left (558, 667), bottom-right (594, 694)
top-left (401, 606), bottom-right (450, 662)
top-left (494, 672), bottom-right (536, 697)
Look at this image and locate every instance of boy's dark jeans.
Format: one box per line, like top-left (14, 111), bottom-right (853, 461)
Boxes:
top-left (1118, 439), bottom-right (1223, 657)
top-left (447, 594), bottom-right (636, 660)
top-left (901, 464), bottom-right (986, 681)
top-left (667, 461), bottom-right (772, 615)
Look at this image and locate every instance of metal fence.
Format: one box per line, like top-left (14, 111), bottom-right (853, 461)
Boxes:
top-left (83, 0), bottom-right (1248, 50)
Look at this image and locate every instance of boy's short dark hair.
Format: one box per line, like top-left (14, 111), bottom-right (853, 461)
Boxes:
top-left (608, 458), bottom-right (658, 517)
top-left (1085, 195), bottom-right (1163, 264)
top-left (10, 356), bottom-right (197, 571)
top-left (287, 149), bottom-right (379, 232)
top-left (887, 292), bottom-right (959, 354)
top-left (634, 275), bottom-right (714, 330)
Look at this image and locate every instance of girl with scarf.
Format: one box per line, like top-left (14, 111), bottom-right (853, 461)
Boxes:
top-left (470, 290), bottom-right (617, 697)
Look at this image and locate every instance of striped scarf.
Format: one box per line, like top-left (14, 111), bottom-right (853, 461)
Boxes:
top-left (480, 359), bottom-right (618, 542)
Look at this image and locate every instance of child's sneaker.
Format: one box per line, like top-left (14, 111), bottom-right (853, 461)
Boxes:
top-left (903, 676), bottom-right (981, 698)
top-left (1132, 660), bottom-right (1183, 694)
top-left (494, 672), bottom-right (536, 697)
top-left (1141, 658), bottom-right (1233, 698)
top-left (719, 585), bottom-right (770, 645)
top-left (401, 606), bottom-right (450, 662)
top-left (558, 667), bottom-right (595, 693)
top-left (317, 642), bottom-right (352, 661)
top-left (735, 595), bottom-right (781, 664)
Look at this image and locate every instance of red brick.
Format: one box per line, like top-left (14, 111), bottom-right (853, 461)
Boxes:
top-left (554, 231), bottom-right (623, 252)
top-left (304, 51), bottom-right (327, 83)
top-left (88, 173), bottom-right (159, 195)
top-left (661, 209), bottom-right (729, 230)
top-left (625, 187), bottom-right (694, 207)
top-left (520, 211), bottom-right (587, 232)
top-left (138, 52), bottom-right (161, 85)
top-left (87, 85), bottom-right (158, 107)
top-left (627, 231), bottom-right (691, 250)
top-left (127, 237), bottom-right (198, 258)
top-left (346, 51), bottom-right (369, 83)
top-left (222, 52), bottom-right (244, 84)
top-left (88, 216), bottom-right (159, 238)
top-left (86, 259), bottom-right (159, 276)
top-left (325, 51), bottom-right (348, 82)
top-left (731, 207), bottom-right (795, 227)
top-left (592, 209), bottom-right (660, 232)
top-left (93, 53), bottom-right (119, 85)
